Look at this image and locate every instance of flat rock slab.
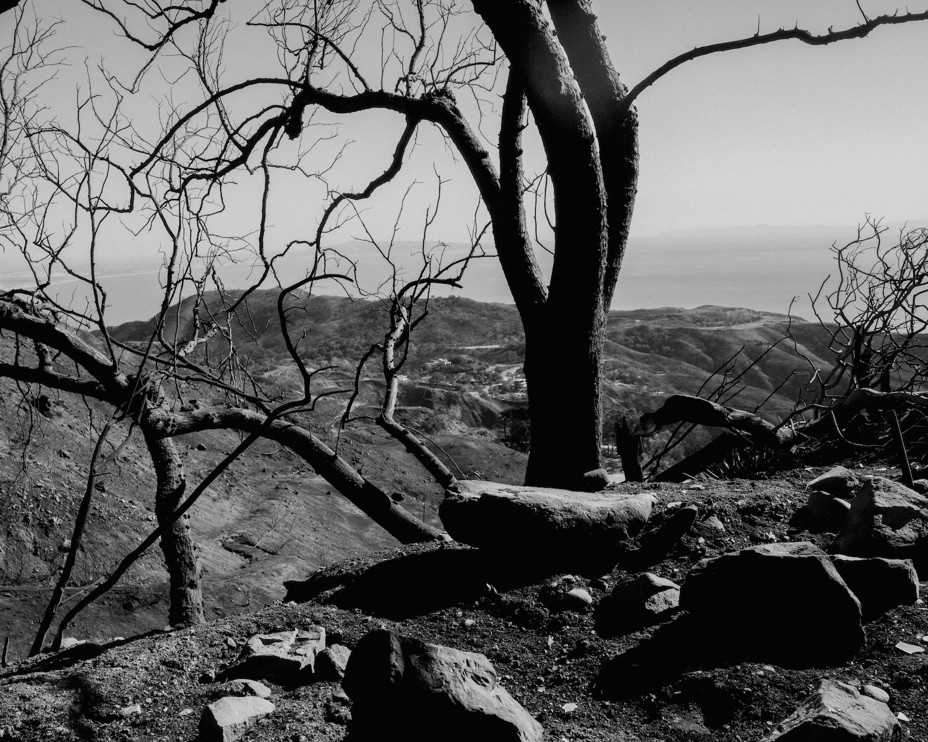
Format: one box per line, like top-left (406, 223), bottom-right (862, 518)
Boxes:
top-left (199, 696), bottom-right (274, 742)
top-left (440, 480), bottom-right (655, 575)
top-left (343, 628), bottom-right (542, 742)
top-left (220, 627), bottom-right (325, 685)
top-left (762, 679), bottom-right (900, 741)
top-left (680, 541), bottom-right (864, 666)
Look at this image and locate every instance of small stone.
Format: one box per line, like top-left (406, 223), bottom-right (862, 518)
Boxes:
top-left (861, 684), bottom-right (890, 703)
top-left (561, 702), bottom-right (578, 714)
top-left (59, 637), bottom-right (83, 650)
top-left (897, 712), bottom-right (910, 722)
top-left (564, 588), bottom-right (593, 610)
top-left (179, 708), bottom-right (193, 717)
top-left (463, 618), bottom-right (476, 628)
top-left (590, 578), bottom-right (609, 591)
top-left (118, 704), bottom-right (142, 718)
top-left (701, 515), bottom-right (726, 533)
top-left (225, 637), bottom-right (238, 649)
top-left (199, 669), bottom-right (217, 683)
top-left (895, 641), bottom-right (924, 655)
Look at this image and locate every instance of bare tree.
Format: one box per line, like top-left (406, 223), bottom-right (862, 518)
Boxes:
top-left (624, 220), bottom-right (928, 480)
top-left (56, 0), bottom-right (927, 489)
top-left (802, 218), bottom-right (928, 409)
top-left (3, 1), bottom-right (928, 630)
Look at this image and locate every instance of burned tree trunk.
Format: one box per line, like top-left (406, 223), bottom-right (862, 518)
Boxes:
top-left (143, 430), bottom-right (205, 627)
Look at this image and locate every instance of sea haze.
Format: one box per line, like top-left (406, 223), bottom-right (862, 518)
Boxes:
top-left (0, 224), bottom-right (890, 324)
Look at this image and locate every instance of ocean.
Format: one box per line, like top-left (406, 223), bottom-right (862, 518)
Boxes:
top-left (0, 227), bottom-right (855, 325)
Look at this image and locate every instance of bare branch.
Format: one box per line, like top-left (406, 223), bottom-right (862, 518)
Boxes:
top-left (623, 12), bottom-right (928, 114)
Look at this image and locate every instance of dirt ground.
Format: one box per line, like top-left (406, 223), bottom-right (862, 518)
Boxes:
top-left (3, 466), bottom-right (928, 741)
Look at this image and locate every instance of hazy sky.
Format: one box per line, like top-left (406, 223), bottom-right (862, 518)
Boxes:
top-left (4, 0), bottom-right (928, 318)
top-left (21, 0), bottom-right (927, 244)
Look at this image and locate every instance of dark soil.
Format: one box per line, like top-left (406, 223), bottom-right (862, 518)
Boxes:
top-left (3, 467), bottom-right (928, 741)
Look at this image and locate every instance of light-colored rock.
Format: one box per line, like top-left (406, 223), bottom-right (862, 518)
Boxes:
top-left (831, 555), bottom-right (919, 621)
top-left (861, 685), bottom-right (890, 704)
top-left (221, 627), bottom-right (326, 685)
top-left (199, 696), bottom-right (274, 742)
top-left (315, 644), bottom-right (352, 681)
top-left (596, 572), bottom-right (680, 636)
top-left (700, 515), bottom-right (726, 533)
top-left (564, 588), bottom-right (593, 610)
top-left (343, 628), bottom-right (543, 742)
top-left (680, 542), bottom-right (864, 666)
top-left (762, 680), bottom-right (900, 741)
top-left (894, 641), bottom-right (923, 655)
top-left (225, 679), bottom-right (271, 699)
top-left (440, 480), bottom-right (654, 575)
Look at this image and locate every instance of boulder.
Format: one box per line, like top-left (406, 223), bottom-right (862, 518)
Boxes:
top-left (440, 480), bottom-right (654, 575)
top-left (220, 627), bottom-right (325, 685)
top-left (680, 542), bottom-right (864, 666)
top-left (343, 628), bottom-right (543, 742)
top-left (595, 572), bottom-right (680, 637)
top-left (761, 679), bottom-right (900, 741)
top-left (831, 555), bottom-right (919, 621)
top-left (831, 477), bottom-right (928, 575)
top-left (315, 644), bottom-right (352, 681)
top-left (199, 696), bottom-right (274, 742)
top-left (807, 466), bottom-right (860, 497)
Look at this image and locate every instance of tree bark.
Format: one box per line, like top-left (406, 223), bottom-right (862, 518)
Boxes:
top-left (547, 0), bottom-right (640, 311)
top-left (142, 430), bottom-right (205, 627)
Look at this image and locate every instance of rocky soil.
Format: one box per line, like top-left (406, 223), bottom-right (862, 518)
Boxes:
top-left (3, 467), bottom-right (928, 741)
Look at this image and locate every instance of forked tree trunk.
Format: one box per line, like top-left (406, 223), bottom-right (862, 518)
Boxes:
top-left (143, 431), bottom-right (205, 627)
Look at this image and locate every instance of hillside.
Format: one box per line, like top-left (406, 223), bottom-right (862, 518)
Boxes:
top-left (110, 292), bottom-right (836, 425)
top-left (1, 297), bottom-right (839, 663)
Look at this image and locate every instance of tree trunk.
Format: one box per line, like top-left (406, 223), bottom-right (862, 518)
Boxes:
top-left (474, 0), bottom-right (610, 489)
top-left (523, 318), bottom-right (603, 488)
top-left (143, 431), bottom-right (205, 627)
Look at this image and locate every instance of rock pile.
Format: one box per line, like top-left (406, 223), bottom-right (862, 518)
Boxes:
top-left (197, 622), bottom-right (541, 742)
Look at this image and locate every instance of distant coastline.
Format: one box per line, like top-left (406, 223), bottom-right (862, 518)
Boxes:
top-left (0, 225), bottom-right (869, 324)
